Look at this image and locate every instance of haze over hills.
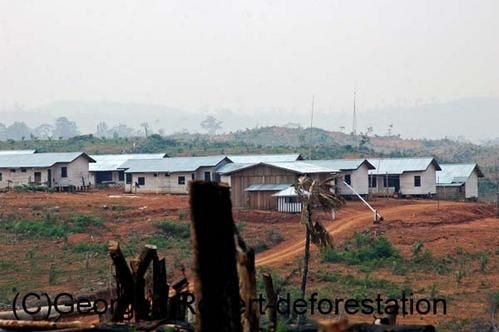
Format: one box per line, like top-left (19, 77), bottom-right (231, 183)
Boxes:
top-left (1, 96), bottom-right (498, 142)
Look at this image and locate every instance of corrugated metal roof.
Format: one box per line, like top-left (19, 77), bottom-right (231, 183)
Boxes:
top-left (245, 183), bottom-right (292, 192)
top-left (0, 150), bottom-right (37, 155)
top-left (122, 155), bottom-right (228, 173)
top-left (272, 187), bottom-right (299, 197)
top-left (307, 159), bottom-right (375, 170)
top-left (0, 152), bottom-right (94, 168)
top-left (218, 161), bottom-right (338, 175)
top-left (368, 158), bottom-right (441, 175)
top-left (265, 161), bottom-right (339, 174)
top-left (228, 154), bottom-right (302, 163)
top-left (437, 163), bottom-right (483, 185)
top-left (217, 163), bottom-right (256, 175)
top-left (89, 153), bottom-right (167, 172)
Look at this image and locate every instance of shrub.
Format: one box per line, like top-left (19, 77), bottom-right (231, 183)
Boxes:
top-left (157, 220), bottom-right (191, 239)
top-left (69, 214), bottom-right (104, 231)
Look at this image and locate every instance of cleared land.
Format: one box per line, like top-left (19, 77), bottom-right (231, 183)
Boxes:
top-left (0, 191), bottom-right (497, 330)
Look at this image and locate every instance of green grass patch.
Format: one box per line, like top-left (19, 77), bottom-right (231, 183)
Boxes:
top-left (70, 242), bottom-right (107, 254)
top-left (1, 213), bottom-right (105, 239)
top-left (157, 220), bottom-right (191, 239)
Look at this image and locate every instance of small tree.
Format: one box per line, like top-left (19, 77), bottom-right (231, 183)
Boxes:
top-left (294, 175), bottom-right (345, 323)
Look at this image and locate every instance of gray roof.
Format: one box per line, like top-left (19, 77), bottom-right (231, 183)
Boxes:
top-left (307, 159), bottom-right (375, 171)
top-left (0, 150), bottom-right (36, 155)
top-left (0, 152), bottom-right (95, 168)
top-left (245, 183), bottom-right (292, 192)
top-left (89, 153), bottom-right (167, 172)
top-left (368, 158), bottom-right (441, 175)
top-left (228, 154), bottom-right (303, 163)
top-left (218, 161), bottom-right (338, 175)
top-left (122, 155), bottom-right (229, 173)
top-left (437, 163), bottom-right (484, 185)
top-left (272, 187), bottom-right (299, 197)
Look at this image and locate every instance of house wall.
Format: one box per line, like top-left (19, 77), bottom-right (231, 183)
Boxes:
top-left (227, 164), bottom-right (330, 209)
top-left (0, 167), bottom-right (50, 188)
top-left (465, 172), bottom-right (479, 199)
top-left (90, 171), bottom-right (125, 186)
top-left (248, 191), bottom-right (279, 210)
top-left (125, 171), bottom-right (194, 194)
top-left (368, 175), bottom-right (397, 196)
top-left (51, 156), bottom-right (92, 188)
top-left (399, 163), bottom-right (437, 196)
top-left (277, 197), bottom-right (302, 213)
top-left (336, 165), bottom-right (369, 196)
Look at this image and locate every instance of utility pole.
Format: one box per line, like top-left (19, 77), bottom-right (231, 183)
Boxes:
top-left (495, 159), bottom-right (498, 218)
top-left (308, 96), bottom-right (315, 160)
top-left (352, 89), bottom-right (358, 148)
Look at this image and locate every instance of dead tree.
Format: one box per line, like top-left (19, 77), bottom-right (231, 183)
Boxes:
top-left (262, 273), bottom-right (277, 331)
top-left (190, 181), bottom-right (242, 332)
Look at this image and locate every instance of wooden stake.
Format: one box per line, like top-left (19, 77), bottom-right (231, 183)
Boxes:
top-left (190, 181), bottom-right (242, 332)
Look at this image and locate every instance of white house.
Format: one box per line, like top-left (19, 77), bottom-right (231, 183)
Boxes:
top-left (89, 153), bottom-right (168, 185)
top-left (368, 158), bottom-right (442, 197)
top-left (0, 152), bottom-right (95, 190)
top-left (120, 155), bottom-right (231, 194)
top-left (436, 163), bottom-right (484, 200)
top-left (306, 159), bottom-right (375, 197)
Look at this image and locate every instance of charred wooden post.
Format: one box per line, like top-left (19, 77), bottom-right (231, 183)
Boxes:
top-left (152, 257), bottom-right (169, 319)
top-left (108, 240), bottom-right (135, 322)
top-left (190, 181), bottom-right (243, 332)
top-left (262, 273), bottom-right (277, 331)
top-left (236, 235), bottom-right (259, 332)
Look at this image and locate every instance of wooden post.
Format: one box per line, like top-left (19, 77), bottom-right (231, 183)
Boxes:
top-left (190, 181), bottom-right (242, 332)
top-left (152, 258), bottom-right (168, 319)
top-left (262, 273), bottom-right (277, 331)
top-left (108, 240), bottom-right (135, 322)
top-left (236, 235), bottom-right (259, 332)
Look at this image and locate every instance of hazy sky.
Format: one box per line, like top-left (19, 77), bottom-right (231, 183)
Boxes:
top-left (1, 0), bottom-right (498, 115)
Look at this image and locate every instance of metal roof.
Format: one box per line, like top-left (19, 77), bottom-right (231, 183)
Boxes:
top-left (228, 154), bottom-right (303, 163)
top-left (307, 159), bottom-right (375, 170)
top-left (436, 163), bottom-right (484, 185)
top-left (122, 155), bottom-right (229, 173)
top-left (218, 161), bottom-right (338, 175)
top-left (244, 183), bottom-right (292, 192)
top-left (0, 150), bottom-right (36, 155)
top-left (272, 187), bottom-right (299, 197)
top-left (89, 153), bottom-right (167, 172)
top-left (0, 152), bottom-right (95, 168)
top-left (368, 158), bottom-right (441, 175)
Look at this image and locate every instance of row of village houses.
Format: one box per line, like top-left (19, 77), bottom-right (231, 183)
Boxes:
top-left (0, 150), bottom-right (484, 211)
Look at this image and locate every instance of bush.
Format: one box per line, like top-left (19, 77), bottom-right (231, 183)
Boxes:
top-left (69, 214), bottom-right (104, 231)
top-left (157, 220), bottom-right (191, 239)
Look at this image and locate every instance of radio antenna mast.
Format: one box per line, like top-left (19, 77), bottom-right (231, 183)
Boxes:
top-left (352, 89), bottom-right (358, 147)
top-left (309, 96), bottom-right (315, 160)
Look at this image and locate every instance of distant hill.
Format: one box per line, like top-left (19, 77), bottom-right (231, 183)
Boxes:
top-left (1, 97), bottom-right (498, 141)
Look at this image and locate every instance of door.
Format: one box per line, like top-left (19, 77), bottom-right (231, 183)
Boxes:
top-left (47, 169), bottom-right (52, 188)
top-left (34, 172), bottom-right (41, 184)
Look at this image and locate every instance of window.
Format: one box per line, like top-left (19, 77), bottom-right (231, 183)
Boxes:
top-left (191, 173), bottom-right (195, 180)
top-left (0, 173), bottom-right (2, 181)
top-left (344, 174), bottom-right (351, 185)
top-left (368, 175), bottom-right (377, 188)
top-left (178, 176), bottom-right (186, 185)
top-left (118, 171), bottom-right (125, 181)
top-left (10, 169), bottom-right (16, 173)
top-left (165, 173), bottom-right (170, 177)
top-left (21, 168), bottom-right (27, 173)
top-left (284, 196), bottom-right (299, 203)
top-left (61, 167), bottom-right (68, 178)
top-left (414, 175), bottom-right (421, 187)
top-left (126, 173), bottom-right (132, 184)
top-left (204, 171), bottom-right (211, 181)
top-left (138, 177), bottom-right (145, 186)
top-left (153, 173), bottom-right (158, 177)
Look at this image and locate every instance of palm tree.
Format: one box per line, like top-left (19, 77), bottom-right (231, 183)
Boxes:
top-left (294, 175), bottom-right (345, 323)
